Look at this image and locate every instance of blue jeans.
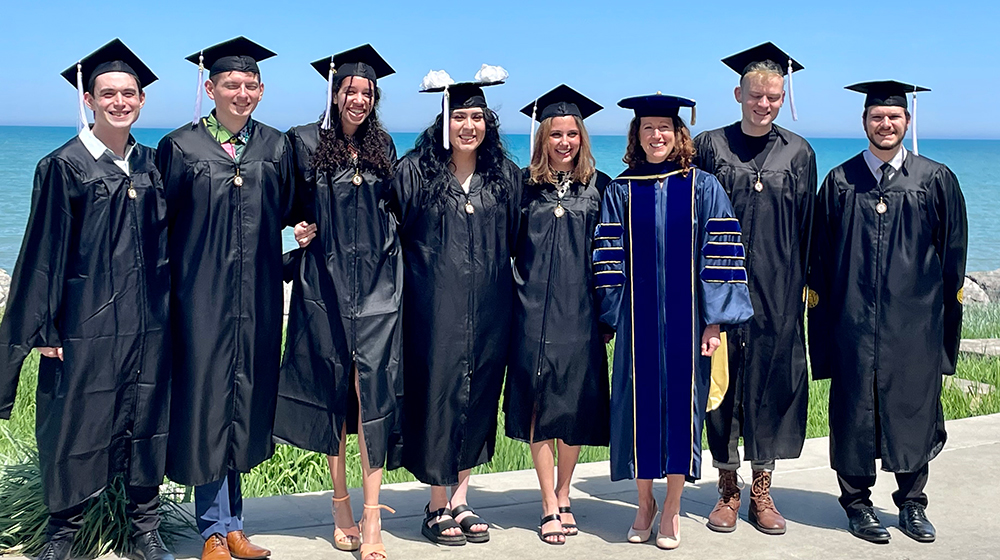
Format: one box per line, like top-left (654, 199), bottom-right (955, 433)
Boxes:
top-left (195, 470), bottom-right (243, 539)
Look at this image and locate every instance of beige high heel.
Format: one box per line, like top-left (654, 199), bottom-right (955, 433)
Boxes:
top-left (331, 494), bottom-right (361, 552)
top-left (656, 511), bottom-right (681, 550)
top-left (627, 503), bottom-right (658, 543)
top-left (360, 503), bottom-right (395, 560)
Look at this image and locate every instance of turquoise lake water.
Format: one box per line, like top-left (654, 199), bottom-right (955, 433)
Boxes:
top-left (0, 126), bottom-right (997, 272)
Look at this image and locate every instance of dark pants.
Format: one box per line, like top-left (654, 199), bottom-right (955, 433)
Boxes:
top-left (195, 470), bottom-right (243, 539)
top-left (836, 464), bottom-right (929, 513)
top-left (710, 410), bottom-right (775, 471)
top-left (47, 485), bottom-right (161, 541)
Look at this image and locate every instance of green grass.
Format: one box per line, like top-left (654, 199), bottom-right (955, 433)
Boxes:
top-left (2, 314), bottom-right (998, 499)
top-left (963, 302), bottom-right (1000, 339)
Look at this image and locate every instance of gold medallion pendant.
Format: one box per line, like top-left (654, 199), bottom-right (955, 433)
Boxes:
top-left (352, 173), bottom-right (363, 186)
top-left (754, 180), bottom-right (763, 192)
top-left (876, 201), bottom-right (888, 214)
top-left (554, 204), bottom-right (565, 218)
top-left (465, 201), bottom-right (475, 214)
top-left (127, 187), bottom-right (137, 199)
top-left (234, 175), bottom-right (244, 187)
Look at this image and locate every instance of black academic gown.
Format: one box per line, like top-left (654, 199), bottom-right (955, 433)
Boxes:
top-left (156, 120), bottom-right (295, 486)
top-left (504, 169), bottom-right (611, 447)
top-left (390, 154), bottom-right (521, 485)
top-left (808, 151), bottom-right (967, 476)
top-left (693, 124), bottom-right (816, 463)
top-left (0, 136), bottom-right (170, 512)
top-left (274, 122), bottom-right (403, 469)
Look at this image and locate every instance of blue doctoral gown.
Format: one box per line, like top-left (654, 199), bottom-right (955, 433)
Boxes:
top-left (595, 161), bottom-right (753, 482)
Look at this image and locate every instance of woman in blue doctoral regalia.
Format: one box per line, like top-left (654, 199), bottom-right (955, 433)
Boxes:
top-left (594, 94), bottom-right (753, 549)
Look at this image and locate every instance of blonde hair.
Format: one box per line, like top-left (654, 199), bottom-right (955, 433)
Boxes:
top-left (527, 115), bottom-right (596, 185)
top-left (740, 61), bottom-right (784, 89)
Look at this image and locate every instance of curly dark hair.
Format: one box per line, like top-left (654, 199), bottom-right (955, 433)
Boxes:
top-left (311, 76), bottom-right (393, 179)
top-left (622, 115), bottom-right (696, 176)
top-left (407, 108), bottom-right (510, 200)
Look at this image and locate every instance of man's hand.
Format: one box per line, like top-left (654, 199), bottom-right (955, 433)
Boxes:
top-left (37, 347), bottom-right (63, 361)
top-left (294, 221), bottom-right (317, 248)
top-left (701, 325), bottom-right (721, 357)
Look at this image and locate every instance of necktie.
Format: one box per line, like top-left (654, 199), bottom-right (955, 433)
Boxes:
top-left (879, 162), bottom-right (893, 188)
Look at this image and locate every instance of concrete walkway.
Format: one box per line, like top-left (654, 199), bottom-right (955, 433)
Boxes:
top-left (10, 414), bottom-right (1000, 559)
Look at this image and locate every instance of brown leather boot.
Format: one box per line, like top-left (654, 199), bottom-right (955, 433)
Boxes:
top-left (748, 470), bottom-right (786, 535)
top-left (226, 530), bottom-right (271, 559)
top-left (201, 533), bottom-right (231, 560)
top-left (707, 469), bottom-right (741, 533)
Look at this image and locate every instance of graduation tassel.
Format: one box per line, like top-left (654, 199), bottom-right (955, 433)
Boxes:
top-left (690, 105), bottom-right (696, 126)
top-left (322, 57), bottom-right (335, 130)
top-left (911, 91), bottom-right (919, 156)
top-left (442, 85), bottom-right (451, 150)
top-left (787, 58), bottom-right (799, 121)
top-left (528, 99), bottom-right (538, 161)
top-left (192, 52), bottom-right (204, 126)
top-left (75, 63), bottom-right (88, 132)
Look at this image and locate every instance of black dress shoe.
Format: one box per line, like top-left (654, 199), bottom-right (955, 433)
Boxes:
top-left (898, 502), bottom-right (936, 543)
top-left (847, 506), bottom-right (890, 544)
top-left (36, 538), bottom-right (73, 560)
top-left (130, 529), bottom-right (175, 560)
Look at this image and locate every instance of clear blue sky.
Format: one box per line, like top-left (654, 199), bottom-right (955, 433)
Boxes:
top-left (2, 0), bottom-right (998, 138)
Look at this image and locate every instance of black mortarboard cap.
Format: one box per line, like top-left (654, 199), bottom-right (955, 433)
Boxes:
top-left (311, 44), bottom-right (395, 84)
top-left (186, 36), bottom-right (276, 77)
top-left (845, 80), bottom-right (930, 109)
top-left (421, 81), bottom-right (502, 109)
top-left (722, 42), bottom-right (803, 76)
top-left (520, 84), bottom-right (603, 122)
top-left (618, 93), bottom-right (696, 122)
top-left (61, 38), bottom-right (158, 91)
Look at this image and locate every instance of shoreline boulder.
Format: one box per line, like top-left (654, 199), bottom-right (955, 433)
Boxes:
top-left (0, 268), bottom-right (10, 314)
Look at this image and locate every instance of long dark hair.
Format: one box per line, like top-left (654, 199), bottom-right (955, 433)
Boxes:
top-left (622, 115), bottom-right (696, 175)
top-left (312, 76), bottom-right (393, 179)
top-left (407, 108), bottom-right (509, 199)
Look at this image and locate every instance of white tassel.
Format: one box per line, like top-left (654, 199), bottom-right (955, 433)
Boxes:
top-left (529, 99), bottom-right (538, 161)
top-left (787, 58), bottom-right (798, 121)
top-left (322, 58), bottom-right (335, 130)
top-left (192, 53), bottom-right (204, 125)
top-left (442, 85), bottom-right (450, 150)
top-left (75, 63), bottom-right (88, 131)
top-left (911, 91), bottom-right (919, 156)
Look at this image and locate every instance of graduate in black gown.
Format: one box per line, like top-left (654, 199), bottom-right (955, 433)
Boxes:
top-left (504, 85), bottom-right (610, 544)
top-left (808, 81), bottom-right (966, 545)
top-left (596, 94), bottom-right (753, 550)
top-left (155, 37), bottom-right (294, 560)
top-left (390, 66), bottom-right (520, 546)
top-left (692, 43), bottom-right (817, 535)
top-left (274, 45), bottom-right (401, 560)
top-left (0, 40), bottom-right (174, 560)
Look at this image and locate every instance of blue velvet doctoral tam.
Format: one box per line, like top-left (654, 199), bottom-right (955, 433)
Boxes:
top-left (595, 161), bottom-right (753, 482)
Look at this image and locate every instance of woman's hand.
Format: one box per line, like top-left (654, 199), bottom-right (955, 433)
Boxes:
top-left (37, 347), bottom-right (63, 361)
top-left (701, 324), bottom-right (721, 357)
top-left (294, 221), bottom-right (317, 248)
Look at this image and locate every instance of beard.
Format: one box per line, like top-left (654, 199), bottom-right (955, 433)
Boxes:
top-left (866, 127), bottom-right (905, 152)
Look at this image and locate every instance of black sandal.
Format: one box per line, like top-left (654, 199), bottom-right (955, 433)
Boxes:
top-left (558, 506), bottom-right (579, 536)
top-left (451, 504), bottom-right (490, 543)
top-left (421, 503), bottom-right (466, 546)
top-left (538, 513), bottom-right (565, 545)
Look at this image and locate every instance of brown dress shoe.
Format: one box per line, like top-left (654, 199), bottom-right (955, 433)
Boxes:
top-left (748, 470), bottom-right (786, 535)
top-left (227, 530), bottom-right (271, 559)
top-left (707, 469), bottom-right (741, 533)
top-left (202, 533), bottom-right (232, 560)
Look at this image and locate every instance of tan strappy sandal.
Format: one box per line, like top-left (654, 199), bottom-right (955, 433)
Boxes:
top-left (331, 494), bottom-right (361, 552)
top-left (360, 503), bottom-right (395, 560)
